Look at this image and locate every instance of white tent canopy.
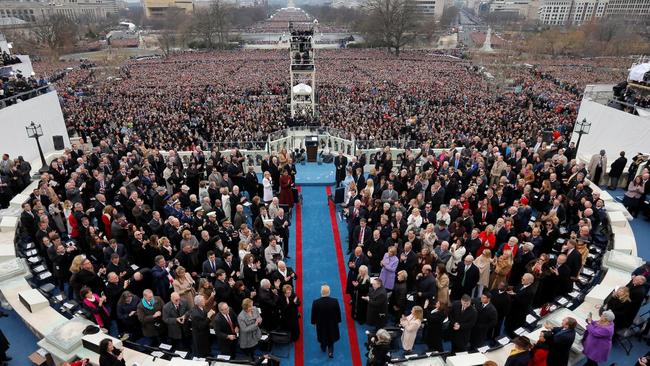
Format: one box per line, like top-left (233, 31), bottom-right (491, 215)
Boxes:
top-left (292, 83), bottom-right (312, 96)
top-left (628, 62), bottom-right (650, 83)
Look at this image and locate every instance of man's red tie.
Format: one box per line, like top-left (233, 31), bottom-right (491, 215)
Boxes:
top-left (225, 314), bottom-right (235, 333)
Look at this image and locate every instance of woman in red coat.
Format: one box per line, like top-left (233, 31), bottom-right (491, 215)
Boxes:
top-left (529, 331), bottom-right (550, 366)
top-left (279, 169), bottom-right (294, 208)
top-left (476, 225), bottom-right (496, 257)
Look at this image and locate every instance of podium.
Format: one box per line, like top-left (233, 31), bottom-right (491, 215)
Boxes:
top-left (305, 135), bottom-right (318, 162)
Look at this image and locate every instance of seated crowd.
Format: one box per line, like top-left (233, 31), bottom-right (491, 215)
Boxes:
top-left (336, 139), bottom-right (650, 365)
top-left (19, 140), bottom-right (301, 361)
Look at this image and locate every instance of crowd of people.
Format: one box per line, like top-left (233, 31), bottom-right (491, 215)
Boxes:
top-left (0, 153), bottom-right (32, 208)
top-left (0, 72), bottom-right (49, 107)
top-left (334, 138), bottom-right (650, 364)
top-left (18, 140), bottom-right (303, 363)
top-left (7, 49), bottom-right (650, 366)
top-left (0, 50), bottom-right (20, 67)
top-left (51, 49), bottom-right (603, 151)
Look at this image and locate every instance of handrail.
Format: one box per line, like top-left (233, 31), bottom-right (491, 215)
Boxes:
top-left (0, 84), bottom-right (52, 110)
top-left (608, 98), bottom-right (650, 114)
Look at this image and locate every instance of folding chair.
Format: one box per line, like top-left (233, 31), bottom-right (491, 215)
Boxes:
top-left (269, 330), bottom-right (292, 358)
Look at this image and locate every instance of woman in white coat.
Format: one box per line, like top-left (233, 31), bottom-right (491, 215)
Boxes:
top-left (400, 306), bottom-right (423, 354)
top-left (262, 171), bottom-right (273, 203)
top-left (446, 240), bottom-right (467, 275)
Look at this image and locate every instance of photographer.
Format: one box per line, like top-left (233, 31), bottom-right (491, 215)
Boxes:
top-left (366, 328), bottom-right (392, 366)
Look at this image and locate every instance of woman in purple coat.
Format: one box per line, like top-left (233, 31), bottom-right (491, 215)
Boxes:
top-left (379, 246), bottom-right (399, 290)
top-left (582, 310), bottom-right (615, 366)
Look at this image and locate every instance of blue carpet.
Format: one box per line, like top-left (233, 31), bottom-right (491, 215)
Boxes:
top-left (295, 163), bottom-right (335, 186)
top-left (0, 309), bottom-right (39, 365)
top-left (300, 186), bottom-right (355, 364)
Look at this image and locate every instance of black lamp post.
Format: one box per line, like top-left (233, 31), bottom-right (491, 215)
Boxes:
top-left (25, 121), bottom-right (48, 173)
top-left (574, 118), bottom-right (591, 155)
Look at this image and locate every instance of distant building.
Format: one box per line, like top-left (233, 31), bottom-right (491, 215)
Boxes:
top-left (538, 0), bottom-right (650, 25)
top-left (411, 0), bottom-right (449, 19)
top-left (0, 0), bottom-right (118, 23)
top-left (487, 0), bottom-right (540, 20)
top-left (143, 0), bottom-right (193, 18)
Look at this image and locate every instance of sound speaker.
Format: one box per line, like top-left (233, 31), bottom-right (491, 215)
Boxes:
top-left (52, 135), bottom-right (65, 150)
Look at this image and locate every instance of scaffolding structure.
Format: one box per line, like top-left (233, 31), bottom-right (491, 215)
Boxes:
top-left (289, 22), bottom-right (316, 118)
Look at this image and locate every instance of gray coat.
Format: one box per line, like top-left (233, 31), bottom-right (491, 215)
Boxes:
top-left (162, 300), bottom-right (189, 340)
top-left (238, 307), bottom-right (262, 349)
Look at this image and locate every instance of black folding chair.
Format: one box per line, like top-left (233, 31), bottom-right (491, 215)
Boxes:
top-left (269, 330), bottom-right (292, 358)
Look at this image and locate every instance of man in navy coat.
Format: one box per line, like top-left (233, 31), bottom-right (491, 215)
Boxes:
top-left (311, 284), bottom-right (341, 358)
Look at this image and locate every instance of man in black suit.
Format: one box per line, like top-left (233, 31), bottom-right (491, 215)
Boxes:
top-left (220, 252), bottom-right (240, 280)
top-left (464, 229), bottom-right (482, 257)
top-left (563, 239), bottom-right (582, 281)
top-left (415, 265), bottom-right (437, 306)
top-left (273, 208), bottom-right (291, 258)
top-left (449, 295), bottom-right (478, 352)
top-left (543, 317), bottom-right (577, 366)
top-left (201, 251), bottom-right (221, 282)
top-left (213, 302), bottom-right (239, 358)
top-left (509, 241), bottom-right (536, 286)
top-left (490, 282), bottom-right (512, 339)
top-left (311, 284), bottom-right (341, 358)
top-left (473, 206), bottom-right (494, 231)
top-left (470, 292), bottom-right (498, 349)
top-left (213, 270), bottom-right (233, 306)
top-left (191, 295), bottom-right (215, 357)
top-left (549, 254), bottom-right (573, 297)
top-left (505, 273), bottom-right (536, 337)
top-left (366, 278), bottom-right (388, 330)
top-left (398, 242), bottom-right (418, 290)
top-left (103, 239), bottom-right (127, 265)
top-left (346, 200), bottom-right (366, 254)
top-left (19, 202), bottom-right (37, 239)
top-left (451, 255), bottom-right (480, 301)
top-left (351, 218), bottom-right (372, 252)
top-left (627, 276), bottom-right (648, 317)
top-left (346, 246), bottom-right (369, 294)
top-left (334, 152), bottom-right (348, 187)
top-left (270, 260), bottom-right (297, 289)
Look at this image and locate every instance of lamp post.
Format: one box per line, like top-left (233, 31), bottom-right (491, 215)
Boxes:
top-left (25, 121), bottom-right (48, 173)
top-left (574, 118), bottom-right (591, 156)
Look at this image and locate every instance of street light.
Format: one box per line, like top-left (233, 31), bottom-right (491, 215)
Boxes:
top-left (25, 121), bottom-right (48, 173)
top-left (574, 118), bottom-right (591, 155)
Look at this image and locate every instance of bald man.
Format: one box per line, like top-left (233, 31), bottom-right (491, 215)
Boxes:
top-left (505, 273), bottom-right (537, 337)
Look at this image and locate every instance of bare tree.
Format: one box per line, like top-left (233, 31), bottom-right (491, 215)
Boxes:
top-left (32, 14), bottom-right (79, 57)
top-left (158, 7), bottom-right (189, 56)
top-left (362, 0), bottom-right (417, 56)
top-left (192, 0), bottom-right (231, 49)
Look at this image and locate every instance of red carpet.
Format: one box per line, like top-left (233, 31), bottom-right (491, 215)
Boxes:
top-left (325, 185), bottom-right (363, 366)
top-left (294, 186), bottom-right (304, 366)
